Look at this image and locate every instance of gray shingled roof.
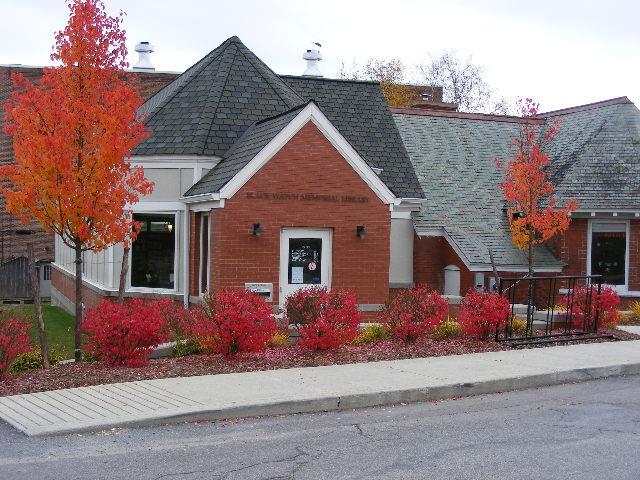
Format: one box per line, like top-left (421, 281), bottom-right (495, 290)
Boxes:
top-left (135, 36), bottom-right (423, 200)
top-left (393, 112), bottom-right (563, 270)
top-left (543, 99), bottom-right (640, 211)
top-left (133, 36), bottom-right (303, 157)
top-left (281, 76), bottom-right (423, 198)
top-left (184, 104), bottom-right (308, 196)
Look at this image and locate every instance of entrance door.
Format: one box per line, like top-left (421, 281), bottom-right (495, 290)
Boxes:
top-left (279, 228), bottom-right (332, 305)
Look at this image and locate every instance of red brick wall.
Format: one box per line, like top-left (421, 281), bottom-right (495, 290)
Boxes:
top-left (51, 267), bottom-right (105, 311)
top-left (208, 121), bottom-right (390, 306)
top-left (547, 218), bottom-right (588, 278)
top-left (629, 221), bottom-right (640, 292)
top-left (413, 235), bottom-right (475, 294)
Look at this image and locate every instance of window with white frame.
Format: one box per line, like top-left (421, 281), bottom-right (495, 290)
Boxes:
top-left (589, 221), bottom-right (628, 287)
top-left (131, 213), bottom-right (176, 289)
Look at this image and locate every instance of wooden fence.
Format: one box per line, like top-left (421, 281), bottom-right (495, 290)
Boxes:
top-left (0, 256), bottom-right (33, 300)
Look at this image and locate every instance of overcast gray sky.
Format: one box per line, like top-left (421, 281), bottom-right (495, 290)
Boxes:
top-left (0, 0), bottom-right (638, 112)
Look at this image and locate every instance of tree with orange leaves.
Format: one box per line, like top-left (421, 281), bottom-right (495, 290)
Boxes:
top-left (496, 98), bottom-right (578, 275)
top-left (1, 0), bottom-right (152, 362)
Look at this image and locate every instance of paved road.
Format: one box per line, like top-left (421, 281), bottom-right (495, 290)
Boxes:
top-left (1, 375), bottom-right (639, 479)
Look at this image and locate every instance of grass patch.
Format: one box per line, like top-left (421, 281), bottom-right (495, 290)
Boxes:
top-left (3, 304), bottom-right (75, 358)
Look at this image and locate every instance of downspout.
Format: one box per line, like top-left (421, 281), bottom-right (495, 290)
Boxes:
top-left (183, 204), bottom-right (190, 308)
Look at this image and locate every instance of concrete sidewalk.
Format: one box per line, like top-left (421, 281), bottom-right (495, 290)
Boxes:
top-left (1, 340), bottom-right (640, 436)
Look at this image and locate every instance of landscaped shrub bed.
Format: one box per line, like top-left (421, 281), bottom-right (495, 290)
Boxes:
top-left (0, 335), bottom-right (505, 396)
top-left (2, 327), bottom-right (635, 397)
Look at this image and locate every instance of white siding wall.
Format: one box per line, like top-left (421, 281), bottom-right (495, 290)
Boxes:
top-left (389, 218), bottom-right (414, 287)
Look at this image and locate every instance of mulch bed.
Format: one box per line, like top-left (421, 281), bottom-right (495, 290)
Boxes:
top-left (1, 329), bottom-right (638, 397)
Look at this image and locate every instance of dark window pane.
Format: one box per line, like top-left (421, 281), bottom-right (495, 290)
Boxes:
top-left (131, 214), bottom-right (175, 289)
top-left (200, 215), bottom-right (209, 293)
top-left (288, 238), bottom-right (322, 285)
top-left (591, 231), bottom-right (626, 285)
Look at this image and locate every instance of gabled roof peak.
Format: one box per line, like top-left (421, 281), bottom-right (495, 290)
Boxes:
top-left (133, 36), bottom-right (302, 157)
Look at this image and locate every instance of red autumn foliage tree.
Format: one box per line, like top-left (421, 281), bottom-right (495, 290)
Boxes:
top-left (496, 99), bottom-right (578, 275)
top-left (1, 0), bottom-right (152, 361)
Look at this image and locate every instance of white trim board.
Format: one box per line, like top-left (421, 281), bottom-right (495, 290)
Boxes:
top-left (586, 219), bottom-right (630, 293)
top-left (218, 102), bottom-right (397, 205)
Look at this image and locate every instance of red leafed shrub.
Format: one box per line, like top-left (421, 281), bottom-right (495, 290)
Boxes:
top-left (83, 299), bottom-right (169, 367)
top-left (458, 290), bottom-right (510, 340)
top-left (0, 312), bottom-right (32, 380)
top-left (192, 289), bottom-right (276, 356)
top-left (382, 285), bottom-right (448, 342)
top-left (286, 287), bottom-right (361, 350)
top-left (560, 286), bottom-right (621, 331)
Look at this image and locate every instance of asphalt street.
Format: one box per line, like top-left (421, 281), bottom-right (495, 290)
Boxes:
top-left (1, 375), bottom-right (639, 479)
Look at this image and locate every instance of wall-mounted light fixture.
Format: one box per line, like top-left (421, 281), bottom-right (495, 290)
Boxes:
top-left (167, 222), bottom-right (173, 233)
top-left (253, 223), bottom-right (263, 236)
top-left (356, 225), bottom-right (366, 238)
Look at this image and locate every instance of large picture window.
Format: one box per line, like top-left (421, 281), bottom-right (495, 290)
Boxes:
top-left (590, 222), bottom-right (627, 287)
top-left (131, 214), bottom-right (176, 289)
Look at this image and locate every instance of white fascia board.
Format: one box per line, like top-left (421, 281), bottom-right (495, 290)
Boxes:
top-left (190, 199), bottom-right (224, 212)
top-left (467, 264), bottom-right (563, 273)
top-left (180, 192), bottom-right (221, 203)
top-left (219, 103), bottom-right (397, 205)
top-left (415, 227), bottom-right (445, 237)
top-left (572, 209), bottom-right (640, 216)
top-left (390, 197), bottom-right (425, 213)
top-left (130, 201), bottom-right (187, 212)
top-left (129, 155), bottom-right (221, 163)
top-left (391, 210), bottom-right (413, 219)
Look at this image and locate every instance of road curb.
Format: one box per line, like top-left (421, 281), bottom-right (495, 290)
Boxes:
top-left (14, 361), bottom-right (640, 437)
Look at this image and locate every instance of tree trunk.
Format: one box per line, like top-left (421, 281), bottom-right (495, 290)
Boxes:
top-left (488, 249), bottom-right (500, 292)
top-left (27, 243), bottom-right (49, 369)
top-left (74, 241), bottom-right (83, 363)
top-left (117, 245), bottom-right (129, 304)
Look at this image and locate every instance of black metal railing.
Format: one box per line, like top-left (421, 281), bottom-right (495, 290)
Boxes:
top-left (496, 275), bottom-right (613, 346)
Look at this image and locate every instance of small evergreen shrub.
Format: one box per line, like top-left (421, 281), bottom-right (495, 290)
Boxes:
top-left (382, 285), bottom-right (448, 343)
top-left (458, 290), bottom-right (510, 340)
top-left (353, 324), bottom-right (387, 345)
top-left (193, 289), bottom-right (276, 356)
top-left (508, 316), bottom-right (528, 335)
top-left (268, 328), bottom-right (290, 348)
top-left (629, 301), bottom-right (640, 322)
top-left (9, 346), bottom-right (67, 375)
top-left (286, 287), bottom-right (361, 350)
top-left (0, 311), bottom-right (32, 380)
top-left (432, 318), bottom-right (461, 339)
top-left (169, 338), bottom-right (204, 358)
top-left (83, 299), bottom-right (169, 367)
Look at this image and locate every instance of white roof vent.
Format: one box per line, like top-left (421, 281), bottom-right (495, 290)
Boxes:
top-left (133, 41), bottom-right (155, 71)
top-left (302, 42), bottom-right (322, 77)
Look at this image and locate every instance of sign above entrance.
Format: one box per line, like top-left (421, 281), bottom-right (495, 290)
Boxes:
top-left (245, 192), bottom-right (369, 204)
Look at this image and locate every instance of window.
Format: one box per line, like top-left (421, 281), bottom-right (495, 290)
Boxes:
top-left (288, 238), bottom-right (322, 285)
top-left (42, 264), bottom-right (51, 281)
top-left (131, 213), bottom-right (176, 289)
top-left (590, 221), bottom-right (627, 287)
top-left (199, 214), bottom-right (210, 294)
